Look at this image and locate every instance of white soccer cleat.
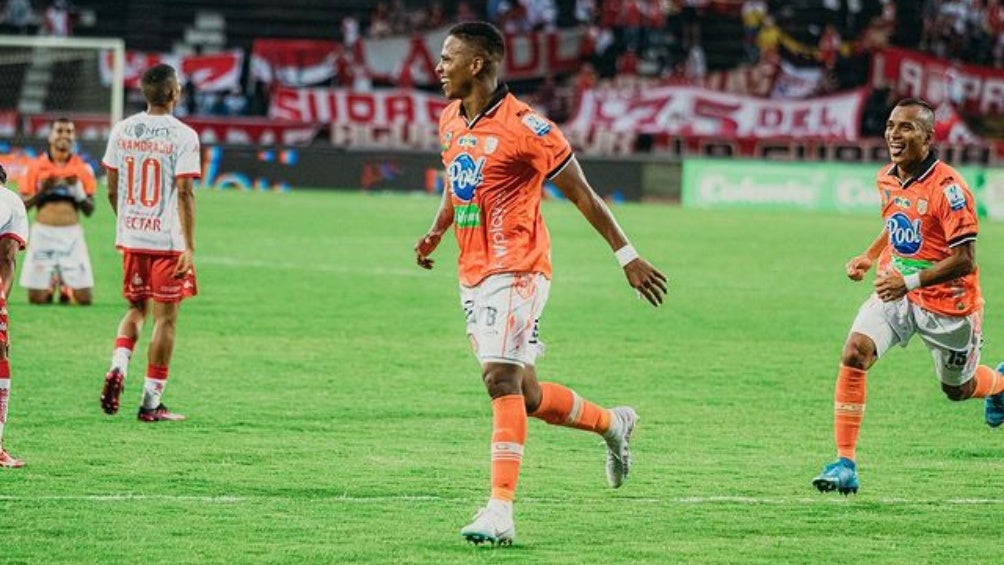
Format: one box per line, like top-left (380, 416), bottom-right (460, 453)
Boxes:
top-left (460, 507), bottom-right (515, 546)
top-left (605, 406), bottom-right (638, 488)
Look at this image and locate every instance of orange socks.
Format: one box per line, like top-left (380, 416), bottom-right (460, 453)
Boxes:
top-left (490, 395), bottom-right (527, 502)
top-left (969, 365), bottom-right (1004, 398)
top-left (529, 382), bottom-right (611, 434)
top-left (834, 365), bottom-right (867, 461)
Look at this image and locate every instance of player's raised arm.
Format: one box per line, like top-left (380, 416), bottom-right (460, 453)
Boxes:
top-left (550, 155), bottom-right (667, 306)
top-left (414, 187), bottom-right (454, 270)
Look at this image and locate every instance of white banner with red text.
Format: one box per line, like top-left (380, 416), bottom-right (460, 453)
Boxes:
top-left (565, 86), bottom-right (868, 140)
top-left (100, 50), bottom-right (244, 92)
top-left (871, 47), bottom-right (1004, 116)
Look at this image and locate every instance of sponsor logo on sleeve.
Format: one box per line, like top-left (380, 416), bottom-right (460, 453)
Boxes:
top-left (521, 113), bottom-right (552, 136)
top-left (943, 183), bottom-right (967, 211)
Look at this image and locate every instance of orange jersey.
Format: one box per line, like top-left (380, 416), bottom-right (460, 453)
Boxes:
top-left (21, 153), bottom-right (97, 198)
top-left (876, 154), bottom-right (982, 315)
top-left (0, 153), bottom-right (34, 193)
top-left (440, 86), bottom-right (572, 286)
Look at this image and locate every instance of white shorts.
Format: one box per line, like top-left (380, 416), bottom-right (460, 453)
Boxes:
top-left (19, 223), bottom-right (94, 290)
top-left (459, 273), bottom-right (550, 367)
top-left (850, 294), bottom-right (983, 386)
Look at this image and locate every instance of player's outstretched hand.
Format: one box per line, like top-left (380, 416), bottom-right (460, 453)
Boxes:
top-left (173, 250), bottom-right (194, 279)
top-left (625, 258), bottom-right (667, 307)
top-left (414, 231), bottom-right (443, 270)
top-left (846, 254), bottom-right (873, 281)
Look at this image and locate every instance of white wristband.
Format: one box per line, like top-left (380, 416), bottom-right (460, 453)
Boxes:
top-left (615, 244), bottom-right (639, 268)
top-left (904, 272), bottom-right (922, 291)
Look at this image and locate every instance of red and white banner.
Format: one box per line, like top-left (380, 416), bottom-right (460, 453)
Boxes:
top-left (565, 86), bottom-right (868, 140)
top-left (872, 47), bottom-right (1004, 116)
top-left (100, 50), bottom-right (244, 92)
top-left (251, 27), bottom-right (586, 87)
top-left (268, 87), bottom-right (449, 125)
top-left (250, 39), bottom-right (341, 87)
top-left (22, 113), bottom-right (319, 145)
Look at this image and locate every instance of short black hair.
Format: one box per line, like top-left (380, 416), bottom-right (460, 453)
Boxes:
top-left (448, 21), bottom-right (505, 66)
top-left (141, 63), bottom-right (179, 106)
top-left (50, 117), bottom-right (72, 128)
top-left (894, 97), bottom-right (935, 133)
top-left (0, 163), bottom-right (6, 185)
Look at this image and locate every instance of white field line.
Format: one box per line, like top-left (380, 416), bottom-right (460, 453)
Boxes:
top-left (3, 494), bottom-right (1004, 505)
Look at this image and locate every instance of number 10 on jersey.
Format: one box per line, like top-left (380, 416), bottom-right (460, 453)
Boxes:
top-left (123, 155), bottom-right (162, 207)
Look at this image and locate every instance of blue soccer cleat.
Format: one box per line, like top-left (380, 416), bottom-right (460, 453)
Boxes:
top-left (985, 363), bottom-right (1004, 429)
top-left (812, 457), bottom-right (859, 495)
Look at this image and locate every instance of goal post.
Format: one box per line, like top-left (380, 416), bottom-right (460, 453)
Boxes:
top-left (0, 34), bottom-right (124, 133)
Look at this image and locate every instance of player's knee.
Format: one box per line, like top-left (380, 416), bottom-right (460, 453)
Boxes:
top-left (841, 338), bottom-right (875, 370)
top-left (27, 291), bottom-right (52, 305)
top-left (482, 366), bottom-right (522, 397)
top-left (941, 381), bottom-right (973, 402)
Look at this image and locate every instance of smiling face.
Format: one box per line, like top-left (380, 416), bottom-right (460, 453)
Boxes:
top-left (48, 120), bottom-right (75, 154)
top-left (885, 104), bottom-right (933, 172)
top-left (436, 35), bottom-right (480, 100)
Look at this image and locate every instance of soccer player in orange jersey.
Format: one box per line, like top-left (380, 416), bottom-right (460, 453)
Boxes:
top-left (414, 22), bottom-right (667, 545)
top-left (99, 64), bottom-right (200, 423)
top-left (19, 118), bottom-right (97, 305)
top-left (0, 164), bottom-right (29, 467)
top-left (812, 98), bottom-right (1004, 495)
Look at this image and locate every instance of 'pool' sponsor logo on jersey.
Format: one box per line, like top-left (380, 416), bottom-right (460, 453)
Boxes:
top-left (521, 113), bottom-right (551, 136)
top-left (447, 153), bottom-right (486, 202)
top-left (886, 212), bottom-right (923, 255)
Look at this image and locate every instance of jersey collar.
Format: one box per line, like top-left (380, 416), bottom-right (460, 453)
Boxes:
top-left (886, 149), bottom-right (938, 189)
top-left (460, 83), bottom-right (509, 128)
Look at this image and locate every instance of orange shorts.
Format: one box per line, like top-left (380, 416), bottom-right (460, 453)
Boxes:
top-left (122, 251), bottom-right (198, 303)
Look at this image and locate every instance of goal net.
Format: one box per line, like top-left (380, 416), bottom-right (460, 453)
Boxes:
top-left (0, 35), bottom-right (124, 142)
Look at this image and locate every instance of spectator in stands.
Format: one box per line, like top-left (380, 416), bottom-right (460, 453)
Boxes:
top-left (684, 43), bottom-right (706, 79)
top-left (222, 89), bottom-right (247, 116)
top-left (497, 1), bottom-right (532, 34)
top-left (426, 1), bottom-right (447, 29)
top-left (575, 0), bottom-right (596, 26)
top-left (389, 0), bottom-right (411, 35)
top-left (42, 0), bottom-right (70, 36)
top-left (0, 0), bottom-right (36, 35)
top-left (455, 1), bottom-right (477, 23)
top-left (819, 24), bottom-right (841, 71)
top-left (741, 0), bottom-right (768, 63)
top-left (341, 15), bottom-right (360, 49)
top-left (368, 2), bottom-right (393, 39)
top-left (526, 0), bottom-right (558, 32)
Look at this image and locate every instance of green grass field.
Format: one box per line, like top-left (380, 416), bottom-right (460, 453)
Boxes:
top-left (3, 188), bottom-right (1004, 564)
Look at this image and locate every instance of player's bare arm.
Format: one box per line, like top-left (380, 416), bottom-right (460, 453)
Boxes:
top-left (847, 230), bottom-right (888, 281)
top-left (0, 237), bottom-right (17, 296)
top-left (174, 176), bottom-right (196, 278)
top-left (415, 187), bottom-right (454, 270)
top-left (551, 155), bottom-right (667, 307)
top-left (105, 168), bottom-right (119, 215)
top-left (875, 241), bottom-right (975, 302)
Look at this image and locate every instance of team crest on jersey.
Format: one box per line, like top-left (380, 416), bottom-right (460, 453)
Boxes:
top-left (521, 113), bottom-right (552, 136)
top-left (917, 199), bottom-right (929, 215)
top-left (458, 134), bottom-right (477, 148)
top-left (886, 212), bottom-right (923, 255)
top-left (447, 152), bottom-right (486, 202)
top-left (440, 131), bottom-right (453, 152)
top-left (943, 183), bottom-right (966, 211)
top-left (485, 136), bottom-right (499, 154)
top-left (893, 196), bottom-right (911, 209)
